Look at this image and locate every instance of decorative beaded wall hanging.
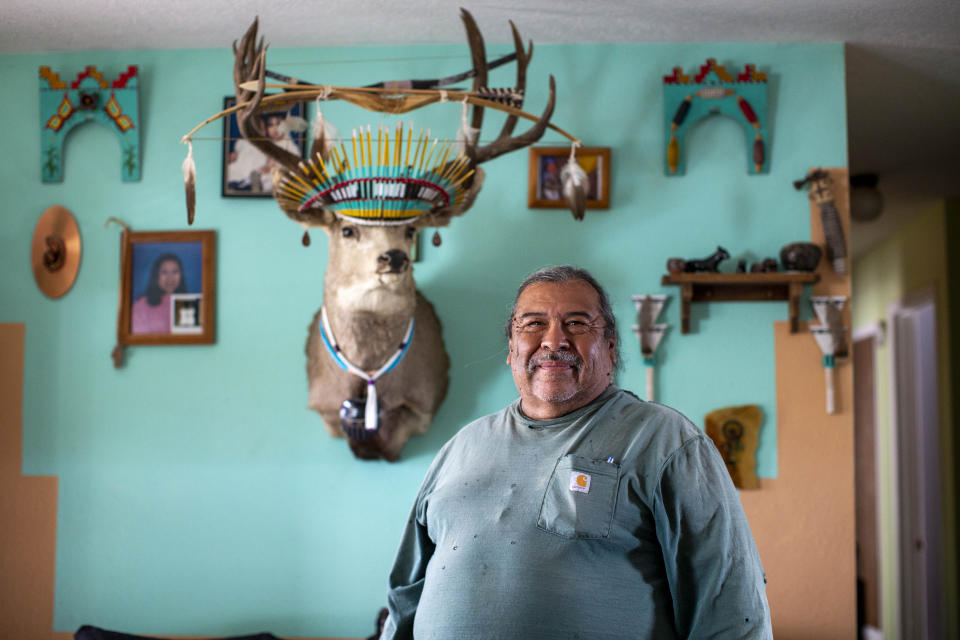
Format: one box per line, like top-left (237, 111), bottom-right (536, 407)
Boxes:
top-left (39, 65), bottom-right (140, 182)
top-left (662, 59), bottom-right (769, 176)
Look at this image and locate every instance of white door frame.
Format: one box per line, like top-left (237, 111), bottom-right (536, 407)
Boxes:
top-left (887, 287), bottom-right (942, 640)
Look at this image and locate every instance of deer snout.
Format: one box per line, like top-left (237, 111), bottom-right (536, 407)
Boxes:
top-left (378, 249), bottom-right (409, 273)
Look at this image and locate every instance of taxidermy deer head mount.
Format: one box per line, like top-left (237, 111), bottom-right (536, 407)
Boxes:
top-left (181, 10), bottom-right (581, 461)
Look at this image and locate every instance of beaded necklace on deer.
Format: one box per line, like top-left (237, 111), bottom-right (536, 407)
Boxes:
top-left (318, 306), bottom-right (415, 433)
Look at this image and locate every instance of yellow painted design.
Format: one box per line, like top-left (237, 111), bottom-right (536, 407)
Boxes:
top-left (105, 94), bottom-right (121, 117)
top-left (39, 66), bottom-right (66, 89)
top-left (46, 96), bottom-right (74, 131)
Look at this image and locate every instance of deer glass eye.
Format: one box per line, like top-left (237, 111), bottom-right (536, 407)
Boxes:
top-left (341, 226), bottom-right (358, 239)
top-left (405, 226), bottom-right (416, 240)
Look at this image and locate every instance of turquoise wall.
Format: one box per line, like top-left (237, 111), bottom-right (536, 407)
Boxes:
top-left (0, 40), bottom-right (846, 637)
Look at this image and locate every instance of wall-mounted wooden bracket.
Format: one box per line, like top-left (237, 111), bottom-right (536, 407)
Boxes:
top-left (661, 272), bottom-right (820, 334)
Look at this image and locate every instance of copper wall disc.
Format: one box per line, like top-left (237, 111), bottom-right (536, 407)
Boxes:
top-left (32, 205), bottom-right (81, 299)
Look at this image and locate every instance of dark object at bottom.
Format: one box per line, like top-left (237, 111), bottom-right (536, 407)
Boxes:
top-left (366, 607), bottom-right (389, 640)
top-left (779, 242), bottom-right (822, 271)
top-left (340, 397), bottom-right (380, 441)
top-left (750, 258), bottom-right (779, 273)
top-left (75, 626), bottom-right (283, 640)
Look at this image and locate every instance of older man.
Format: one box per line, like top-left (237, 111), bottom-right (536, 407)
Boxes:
top-left (381, 266), bottom-right (772, 639)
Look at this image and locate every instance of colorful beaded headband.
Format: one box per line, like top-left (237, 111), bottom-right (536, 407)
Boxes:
top-left (277, 123), bottom-right (474, 226)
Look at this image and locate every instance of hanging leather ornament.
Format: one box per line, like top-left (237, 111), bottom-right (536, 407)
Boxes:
top-left (32, 205), bottom-right (81, 299)
top-left (432, 231), bottom-right (442, 247)
top-left (302, 230), bottom-right (311, 247)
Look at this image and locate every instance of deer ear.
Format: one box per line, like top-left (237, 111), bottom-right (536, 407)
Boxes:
top-left (416, 168), bottom-right (486, 228)
top-left (273, 198), bottom-right (337, 230)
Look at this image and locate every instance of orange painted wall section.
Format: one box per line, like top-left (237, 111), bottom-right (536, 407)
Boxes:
top-left (740, 168), bottom-right (857, 638)
top-left (0, 323), bottom-right (72, 640)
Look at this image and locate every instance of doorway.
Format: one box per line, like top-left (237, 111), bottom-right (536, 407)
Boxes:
top-left (853, 324), bottom-right (883, 639)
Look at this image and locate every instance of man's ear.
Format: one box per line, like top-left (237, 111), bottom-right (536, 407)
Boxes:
top-left (608, 339), bottom-right (617, 364)
top-left (506, 340), bottom-right (513, 365)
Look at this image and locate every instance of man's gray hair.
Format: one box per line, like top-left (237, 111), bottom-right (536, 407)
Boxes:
top-left (505, 265), bottom-right (622, 370)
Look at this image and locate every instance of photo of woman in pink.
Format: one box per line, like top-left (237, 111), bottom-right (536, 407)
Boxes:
top-left (130, 252), bottom-right (187, 334)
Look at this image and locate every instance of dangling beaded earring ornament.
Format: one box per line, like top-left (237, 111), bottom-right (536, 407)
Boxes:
top-left (432, 231), bottom-right (442, 247)
top-left (301, 223), bottom-right (311, 247)
top-left (560, 140), bottom-right (587, 221)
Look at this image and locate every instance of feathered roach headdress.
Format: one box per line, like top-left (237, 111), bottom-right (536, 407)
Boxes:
top-left (278, 124), bottom-right (475, 225)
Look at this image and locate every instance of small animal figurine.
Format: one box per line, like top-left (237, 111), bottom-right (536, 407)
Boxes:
top-left (684, 246), bottom-right (730, 273)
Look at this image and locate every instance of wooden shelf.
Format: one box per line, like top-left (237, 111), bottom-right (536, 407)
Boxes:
top-left (661, 272), bottom-right (820, 334)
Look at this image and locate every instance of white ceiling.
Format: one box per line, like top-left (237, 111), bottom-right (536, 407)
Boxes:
top-left (5, 0), bottom-right (959, 255)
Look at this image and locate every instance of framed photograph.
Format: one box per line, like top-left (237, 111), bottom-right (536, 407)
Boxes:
top-left (117, 230), bottom-right (216, 346)
top-left (528, 146), bottom-right (611, 209)
top-left (222, 96), bottom-right (306, 197)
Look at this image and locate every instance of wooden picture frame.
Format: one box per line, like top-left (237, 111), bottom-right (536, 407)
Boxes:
top-left (117, 230), bottom-right (216, 346)
top-left (221, 96), bottom-right (306, 198)
top-left (528, 146), bottom-right (611, 209)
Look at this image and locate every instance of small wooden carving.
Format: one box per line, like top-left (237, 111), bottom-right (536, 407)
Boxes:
top-left (705, 404), bottom-right (762, 489)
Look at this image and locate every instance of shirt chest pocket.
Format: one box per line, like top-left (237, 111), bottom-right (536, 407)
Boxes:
top-left (537, 454), bottom-right (620, 539)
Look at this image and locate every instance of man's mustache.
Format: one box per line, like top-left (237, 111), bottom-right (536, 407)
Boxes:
top-left (527, 350), bottom-right (582, 373)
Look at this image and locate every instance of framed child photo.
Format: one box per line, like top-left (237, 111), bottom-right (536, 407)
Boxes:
top-left (528, 146), bottom-right (611, 210)
top-left (222, 96), bottom-right (306, 198)
top-left (117, 230), bottom-right (216, 347)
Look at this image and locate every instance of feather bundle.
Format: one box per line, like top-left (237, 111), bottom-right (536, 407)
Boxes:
top-left (560, 157), bottom-right (588, 221)
top-left (311, 103), bottom-right (337, 159)
top-left (182, 140), bottom-right (196, 225)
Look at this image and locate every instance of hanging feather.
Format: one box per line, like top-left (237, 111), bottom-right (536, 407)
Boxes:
top-left (311, 96), bottom-right (338, 159)
top-left (432, 231), bottom-right (442, 247)
top-left (302, 230), bottom-right (311, 247)
top-left (560, 144), bottom-right (588, 221)
top-left (182, 139), bottom-right (196, 225)
top-left (455, 97), bottom-right (479, 155)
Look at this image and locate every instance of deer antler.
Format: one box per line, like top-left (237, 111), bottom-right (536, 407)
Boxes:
top-left (232, 19), bottom-right (303, 174)
top-left (460, 9), bottom-right (556, 165)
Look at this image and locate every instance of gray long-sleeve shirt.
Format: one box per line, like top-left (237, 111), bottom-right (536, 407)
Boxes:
top-left (382, 386), bottom-right (772, 639)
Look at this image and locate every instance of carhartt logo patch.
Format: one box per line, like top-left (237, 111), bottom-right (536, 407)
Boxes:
top-left (569, 471), bottom-right (591, 493)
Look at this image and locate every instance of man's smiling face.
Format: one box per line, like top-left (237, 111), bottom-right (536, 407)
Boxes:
top-left (507, 280), bottom-right (616, 420)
